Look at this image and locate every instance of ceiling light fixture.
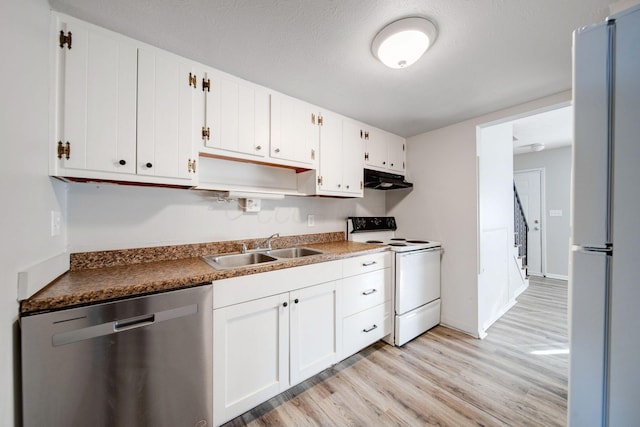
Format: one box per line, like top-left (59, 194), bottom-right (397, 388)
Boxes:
top-left (372, 17), bottom-right (438, 69)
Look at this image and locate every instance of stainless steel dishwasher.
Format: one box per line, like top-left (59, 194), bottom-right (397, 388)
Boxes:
top-left (21, 285), bottom-right (213, 427)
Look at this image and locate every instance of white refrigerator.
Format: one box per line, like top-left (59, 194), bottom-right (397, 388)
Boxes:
top-left (569, 4), bottom-right (640, 426)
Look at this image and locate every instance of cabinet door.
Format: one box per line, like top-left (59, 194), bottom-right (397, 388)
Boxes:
top-left (55, 18), bottom-right (137, 175)
top-left (387, 133), bottom-right (406, 173)
top-left (341, 120), bottom-right (365, 195)
top-left (317, 111), bottom-right (343, 192)
top-left (213, 293), bottom-right (289, 426)
top-left (290, 281), bottom-right (340, 386)
top-left (204, 73), bottom-right (268, 158)
top-left (137, 48), bottom-right (197, 182)
top-left (270, 93), bottom-right (319, 166)
top-left (364, 128), bottom-right (387, 169)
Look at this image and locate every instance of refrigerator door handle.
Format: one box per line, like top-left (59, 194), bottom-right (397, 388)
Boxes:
top-left (572, 244), bottom-right (613, 255)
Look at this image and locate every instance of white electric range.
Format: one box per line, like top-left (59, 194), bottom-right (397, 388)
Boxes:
top-left (347, 217), bottom-right (442, 346)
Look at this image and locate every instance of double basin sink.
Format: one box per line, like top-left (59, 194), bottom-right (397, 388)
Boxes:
top-left (202, 247), bottom-right (324, 270)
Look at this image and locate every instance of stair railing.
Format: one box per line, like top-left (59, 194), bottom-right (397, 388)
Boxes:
top-left (513, 183), bottom-right (529, 276)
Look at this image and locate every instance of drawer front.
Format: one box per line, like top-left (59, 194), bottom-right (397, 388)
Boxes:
top-left (342, 302), bottom-right (391, 358)
top-left (341, 268), bottom-right (390, 317)
top-left (342, 252), bottom-right (390, 277)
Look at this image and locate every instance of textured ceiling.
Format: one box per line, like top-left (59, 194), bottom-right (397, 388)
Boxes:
top-left (49, 0), bottom-right (613, 137)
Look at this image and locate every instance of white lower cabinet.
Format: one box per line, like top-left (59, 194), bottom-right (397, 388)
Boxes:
top-left (212, 253), bottom-right (389, 426)
top-left (343, 302), bottom-right (392, 357)
top-left (340, 252), bottom-right (392, 359)
top-left (290, 281), bottom-right (341, 386)
top-left (213, 293), bottom-right (289, 426)
top-left (212, 263), bottom-right (341, 426)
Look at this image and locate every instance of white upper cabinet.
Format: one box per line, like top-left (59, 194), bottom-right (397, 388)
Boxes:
top-left (270, 93), bottom-right (319, 167)
top-left (365, 127), bottom-right (406, 174)
top-left (297, 114), bottom-right (364, 197)
top-left (51, 14), bottom-right (199, 186)
top-left (53, 16), bottom-right (137, 177)
top-left (341, 120), bottom-right (366, 194)
top-left (137, 48), bottom-right (198, 183)
top-left (201, 70), bottom-right (269, 159)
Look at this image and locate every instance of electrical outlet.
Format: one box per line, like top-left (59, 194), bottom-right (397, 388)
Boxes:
top-left (51, 211), bottom-right (61, 236)
top-left (307, 214), bottom-right (315, 227)
top-left (243, 198), bottom-right (261, 212)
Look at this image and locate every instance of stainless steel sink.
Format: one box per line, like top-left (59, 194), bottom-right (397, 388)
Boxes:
top-left (202, 252), bottom-right (278, 270)
top-left (267, 247), bottom-right (324, 258)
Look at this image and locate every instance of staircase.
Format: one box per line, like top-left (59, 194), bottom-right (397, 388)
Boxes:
top-left (513, 183), bottom-right (529, 290)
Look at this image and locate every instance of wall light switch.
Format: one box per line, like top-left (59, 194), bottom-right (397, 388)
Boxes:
top-left (307, 214), bottom-right (315, 227)
top-left (549, 210), bottom-right (563, 217)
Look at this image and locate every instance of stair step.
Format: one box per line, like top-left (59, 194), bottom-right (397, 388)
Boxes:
top-left (514, 244), bottom-right (522, 248)
top-left (518, 255), bottom-right (526, 259)
top-left (521, 265), bottom-right (528, 270)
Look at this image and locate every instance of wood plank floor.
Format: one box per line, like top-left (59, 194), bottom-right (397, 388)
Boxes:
top-left (224, 277), bottom-right (568, 426)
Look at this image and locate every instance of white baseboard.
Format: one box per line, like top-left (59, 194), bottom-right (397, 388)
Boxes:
top-left (544, 273), bottom-right (569, 281)
top-left (17, 251), bottom-right (70, 300)
top-left (479, 299), bottom-right (518, 339)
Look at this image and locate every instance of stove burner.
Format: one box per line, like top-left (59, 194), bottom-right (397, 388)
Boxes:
top-left (366, 240), bottom-right (384, 244)
top-left (407, 240), bottom-right (430, 244)
top-left (391, 238), bottom-right (406, 241)
top-left (389, 242), bottom-right (407, 246)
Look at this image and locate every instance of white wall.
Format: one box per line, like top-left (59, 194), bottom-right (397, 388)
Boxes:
top-left (387, 91), bottom-right (571, 337)
top-left (515, 146), bottom-right (572, 279)
top-left (477, 123), bottom-right (514, 336)
top-left (68, 184), bottom-right (386, 252)
top-left (0, 0), bottom-right (68, 425)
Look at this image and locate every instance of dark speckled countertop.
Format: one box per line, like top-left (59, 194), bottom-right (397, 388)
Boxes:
top-left (21, 233), bottom-right (387, 315)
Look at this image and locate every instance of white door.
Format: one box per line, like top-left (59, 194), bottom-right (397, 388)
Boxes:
top-left (514, 170), bottom-right (543, 275)
top-left (57, 18), bottom-right (137, 175)
top-left (137, 48), bottom-right (197, 182)
top-left (213, 293), bottom-right (290, 426)
top-left (289, 281), bottom-right (340, 386)
top-left (341, 120), bottom-right (365, 195)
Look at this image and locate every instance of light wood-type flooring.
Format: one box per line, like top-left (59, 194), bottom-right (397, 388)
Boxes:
top-left (224, 277), bottom-right (568, 426)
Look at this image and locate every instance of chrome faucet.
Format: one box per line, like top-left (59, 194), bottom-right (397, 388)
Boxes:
top-left (255, 233), bottom-right (280, 251)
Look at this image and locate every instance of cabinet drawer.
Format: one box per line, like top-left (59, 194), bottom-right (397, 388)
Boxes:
top-left (341, 269), bottom-right (391, 317)
top-left (342, 252), bottom-right (390, 277)
top-left (342, 302), bottom-right (391, 357)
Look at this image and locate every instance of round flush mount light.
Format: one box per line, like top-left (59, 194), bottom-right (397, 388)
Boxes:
top-left (372, 17), bottom-right (438, 69)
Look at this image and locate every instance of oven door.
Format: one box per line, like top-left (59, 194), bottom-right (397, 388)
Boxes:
top-left (395, 248), bottom-right (441, 315)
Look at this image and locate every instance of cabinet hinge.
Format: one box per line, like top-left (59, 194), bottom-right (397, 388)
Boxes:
top-left (317, 175), bottom-right (323, 186)
top-left (311, 113), bottom-right (316, 125)
top-left (360, 129), bottom-right (363, 139)
top-left (59, 31), bottom-right (72, 49)
top-left (311, 149), bottom-right (315, 160)
top-left (57, 141), bottom-right (70, 160)
top-left (364, 131), bottom-right (369, 140)
top-left (403, 144), bottom-right (405, 152)
top-left (318, 115), bottom-right (323, 126)
top-left (364, 152), bottom-right (369, 161)
top-left (189, 73), bottom-right (197, 89)
top-left (403, 161), bottom-right (405, 169)
top-left (202, 78), bottom-right (210, 92)
top-left (202, 126), bottom-right (210, 140)
top-left (188, 158), bottom-right (197, 173)
top-left (360, 181), bottom-right (363, 190)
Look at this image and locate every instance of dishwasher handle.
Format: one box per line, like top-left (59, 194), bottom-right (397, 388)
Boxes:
top-left (114, 313), bottom-right (155, 332)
